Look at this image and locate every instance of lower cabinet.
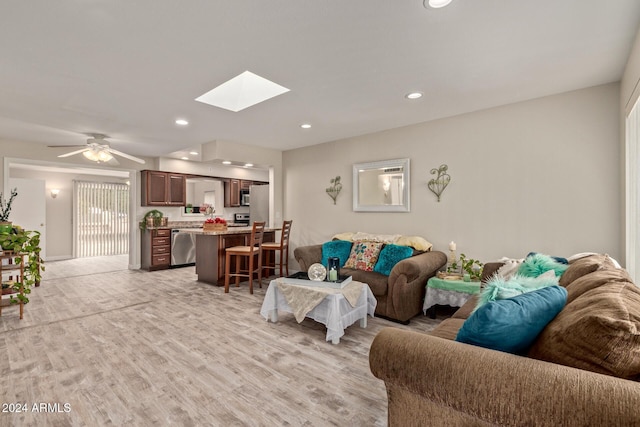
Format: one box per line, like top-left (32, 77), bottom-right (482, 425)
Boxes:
top-left (141, 228), bottom-right (171, 271)
top-left (195, 231), bottom-right (275, 285)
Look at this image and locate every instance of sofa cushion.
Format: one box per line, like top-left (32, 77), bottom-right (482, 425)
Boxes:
top-left (528, 278), bottom-right (640, 380)
top-left (341, 268), bottom-right (388, 296)
top-left (455, 286), bottom-right (567, 355)
top-left (558, 254), bottom-right (616, 287)
top-left (517, 253), bottom-right (569, 278)
top-left (564, 268), bottom-right (632, 304)
top-left (320, 240), bottom-right (353, 268)
top-left (373, 244), bottom-right (414, 276)
top-left (475, 271), bottom-right (559, 311)
top-left (344, 241), bottom-right (384, 272)
top-left (393, 235), bottom-right (433, 251)
top-left (429, 318), bottom-right (466, 340)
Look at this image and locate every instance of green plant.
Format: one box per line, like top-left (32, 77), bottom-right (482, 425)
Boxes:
top-left (139, 209), bottom-right (164, 231)
top-left (0, 188), bottom-right (18, 222)
top-left (459, 253), bottom-right (483, 281)
top-left (0, 228), bottom-right (43, 304)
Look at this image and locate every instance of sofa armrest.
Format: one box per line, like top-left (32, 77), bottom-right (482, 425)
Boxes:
top-left (293, 244), bottom-right (323, 272)
top-left (481, 261), bottom-right (504, 283)
top-left (370, 328), bottom-right (640, 426)
top-left (388, 250), bottom-right (447, 285)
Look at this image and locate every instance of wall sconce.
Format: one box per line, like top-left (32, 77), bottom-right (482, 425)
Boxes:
top-left (51, 189), bottom-right (60, 198)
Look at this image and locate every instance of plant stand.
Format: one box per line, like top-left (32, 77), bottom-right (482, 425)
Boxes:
top-left (0, 252), bottom-right (25, 319)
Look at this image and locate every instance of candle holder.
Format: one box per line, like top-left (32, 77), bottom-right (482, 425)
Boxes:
top-left (327, 257), bottom-right (340, 282)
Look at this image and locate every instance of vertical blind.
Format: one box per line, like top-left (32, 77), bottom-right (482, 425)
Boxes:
top-left (74, 181), bottom-right (129, 258)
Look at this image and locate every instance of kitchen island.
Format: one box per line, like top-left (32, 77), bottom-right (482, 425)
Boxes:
top-left (176, 227), bottom-right (277, 285)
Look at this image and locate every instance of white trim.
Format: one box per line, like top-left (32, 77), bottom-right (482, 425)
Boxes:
top-left (625, 100), bottom-right (640, 284)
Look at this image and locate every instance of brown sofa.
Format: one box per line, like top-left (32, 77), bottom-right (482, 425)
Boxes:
top-left (369, 254), bottom-right (640, 426)
top-left (294, 244), bottom-right (446, 323)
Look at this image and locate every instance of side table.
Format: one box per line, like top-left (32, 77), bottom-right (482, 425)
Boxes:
top-left (423, 276), bottom-right (481, 319)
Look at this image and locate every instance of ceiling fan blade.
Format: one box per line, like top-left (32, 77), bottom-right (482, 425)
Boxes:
top-left (105, 156), bottom-right (120, 166)
top-left (106, 148), bottom-right (146, 164)
top-left (49, 144), bottom-right (87, 148)
top-left (58, 148), bottom-right (89, 158)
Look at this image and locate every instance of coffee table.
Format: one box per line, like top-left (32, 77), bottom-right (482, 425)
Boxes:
top-left (260, 278), bottom-right (376, 344)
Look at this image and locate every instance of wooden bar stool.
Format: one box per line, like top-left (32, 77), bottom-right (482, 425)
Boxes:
top-left (224, 221), bottom-right (265, 294)
top-left (261, 220), bottom-right (292, 279)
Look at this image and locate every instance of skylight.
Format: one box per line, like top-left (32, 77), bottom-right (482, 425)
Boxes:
top-left (195, 71), bottom-right (290, 112)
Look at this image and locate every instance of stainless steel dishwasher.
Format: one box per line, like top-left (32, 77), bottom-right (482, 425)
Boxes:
top-left (171, 229), bottom-right (196, 266)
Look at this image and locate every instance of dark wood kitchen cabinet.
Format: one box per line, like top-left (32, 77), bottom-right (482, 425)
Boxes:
top-left (224, 179), bottom-right (241, 207)
top-left (141, 170), bottom-right (186, 206)
top-left (140, 228), bottom-right (171, 271)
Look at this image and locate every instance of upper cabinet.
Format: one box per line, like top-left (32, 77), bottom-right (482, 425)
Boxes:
top-left (223, 179), bottom-right (268, 207)
top-left (141, 170), bottom-right (186, 206)
top-left (224, 179), bottom-right (241, 207)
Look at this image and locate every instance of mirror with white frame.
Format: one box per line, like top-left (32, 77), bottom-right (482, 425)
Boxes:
top-left (352, 158), bottom-right (410, 212)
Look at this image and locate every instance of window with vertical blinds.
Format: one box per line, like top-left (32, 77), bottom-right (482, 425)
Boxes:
top-left (74, 181), bottom-right (129, 258)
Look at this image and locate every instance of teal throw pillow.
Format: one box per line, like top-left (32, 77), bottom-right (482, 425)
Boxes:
top-left (321, 240), bottom-right (353, 268)
top-left (475, 272), bottom-right (559, 312)
top-left (455, 285), bottom-right (567, 355)
top-left (518, 253), bottom-right (569, 278)
top-left (374, 244), bottom-right (414, 276)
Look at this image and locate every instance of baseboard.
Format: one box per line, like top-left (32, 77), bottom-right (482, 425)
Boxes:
top-left (44, 255), bottom-right (73, 262)
top-left (376, 314), bottom-right (410, 325)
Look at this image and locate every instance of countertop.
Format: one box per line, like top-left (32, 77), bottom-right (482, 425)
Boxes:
top-left (173, 227), bottom-right (280, 235)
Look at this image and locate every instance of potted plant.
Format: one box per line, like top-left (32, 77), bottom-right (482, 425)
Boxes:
top-left (0, 188), bottom-right (18, 233)
top-left (459, 253), bottom-right (483, 281)
top-left (185, 203), bottom-right (193, 214)
top-left (139, 209), bottom-right (165, 231)
top-left (0, 226), bottom-right (43, 305)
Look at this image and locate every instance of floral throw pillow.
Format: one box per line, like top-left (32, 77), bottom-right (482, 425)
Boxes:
top-left (344, 241), bottom-right (384, 271)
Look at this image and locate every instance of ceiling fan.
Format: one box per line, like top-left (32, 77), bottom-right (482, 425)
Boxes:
top-left (53, 134), bottom-right (146, 164)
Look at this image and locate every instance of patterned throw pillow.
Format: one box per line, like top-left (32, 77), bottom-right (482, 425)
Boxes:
top-left (344, 241), bottom-right (384, 271)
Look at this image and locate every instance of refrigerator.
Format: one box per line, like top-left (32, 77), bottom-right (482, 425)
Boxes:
top-left (249, 184), bottom-right (269, 225)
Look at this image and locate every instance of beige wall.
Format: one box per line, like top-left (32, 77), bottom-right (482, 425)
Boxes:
top-left (284, 83), bottom-right (621, 265)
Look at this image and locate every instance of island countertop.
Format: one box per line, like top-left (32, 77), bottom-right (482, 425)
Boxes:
top-left (193, 227), bottom-right (279, 285)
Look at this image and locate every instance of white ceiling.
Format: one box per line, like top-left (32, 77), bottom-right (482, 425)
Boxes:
top-left (1, 1), bottom-right (639, 160)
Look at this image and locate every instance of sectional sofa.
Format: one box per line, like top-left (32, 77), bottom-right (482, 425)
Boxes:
top-left (369, 254), bottom-right (640, 426)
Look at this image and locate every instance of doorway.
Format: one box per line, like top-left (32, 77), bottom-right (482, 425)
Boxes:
top-left (74, 180), bottom-right (130, 257)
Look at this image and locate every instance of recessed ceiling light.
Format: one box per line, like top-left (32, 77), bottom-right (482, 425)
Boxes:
top-left (300, 123), bottom-right (311, 129)
top-left (244, 163), bottom-right (254, 168)
top-left (222, 160), bottom-right (232, 165)
top-left (181, 156), bottom-right (189, 160)
top-left (406, 92), bottom-right (423, 99)
top-left (175, 119), bottom-right (189, 126)
top-left (195, 71), bottom-right (290, 112)
top-left (189, 151), bottom-right (199, 155)
top-left (425, 0), bottom-right (453, 8)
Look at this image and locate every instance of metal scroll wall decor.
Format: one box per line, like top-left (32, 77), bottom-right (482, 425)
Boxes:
top-left (326, 176), bottom-right (342, 205)
top-left (427, 164), bottom-right (450, 202)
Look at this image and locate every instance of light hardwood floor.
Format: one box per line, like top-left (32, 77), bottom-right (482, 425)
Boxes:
top-left (0, 258), bottom-right (445, 426)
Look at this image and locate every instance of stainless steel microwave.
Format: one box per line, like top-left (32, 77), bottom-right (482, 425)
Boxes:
top-left (241, 191), bottom-right (250, 206)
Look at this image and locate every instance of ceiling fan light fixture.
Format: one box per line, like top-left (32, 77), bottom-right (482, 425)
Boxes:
top-left (425, 0), bottom-right (453, 8)
top-left (83, 148), bottom-right (113, 163)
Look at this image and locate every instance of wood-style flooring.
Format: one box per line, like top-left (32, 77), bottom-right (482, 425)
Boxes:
top-left (0, 257), bottom-right (445, 426)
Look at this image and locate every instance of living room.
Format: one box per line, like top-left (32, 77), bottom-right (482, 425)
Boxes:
top-left (1, 1), bottom-right (640, 425)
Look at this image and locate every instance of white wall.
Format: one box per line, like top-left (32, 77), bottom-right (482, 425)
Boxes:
top-left (284, 83), bottom-right (621, 265)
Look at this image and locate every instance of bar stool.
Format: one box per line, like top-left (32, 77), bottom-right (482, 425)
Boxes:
top-left (224, 221), bottom-right (266, 294)
top-left (261, 220), bottom-right (293, 279)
